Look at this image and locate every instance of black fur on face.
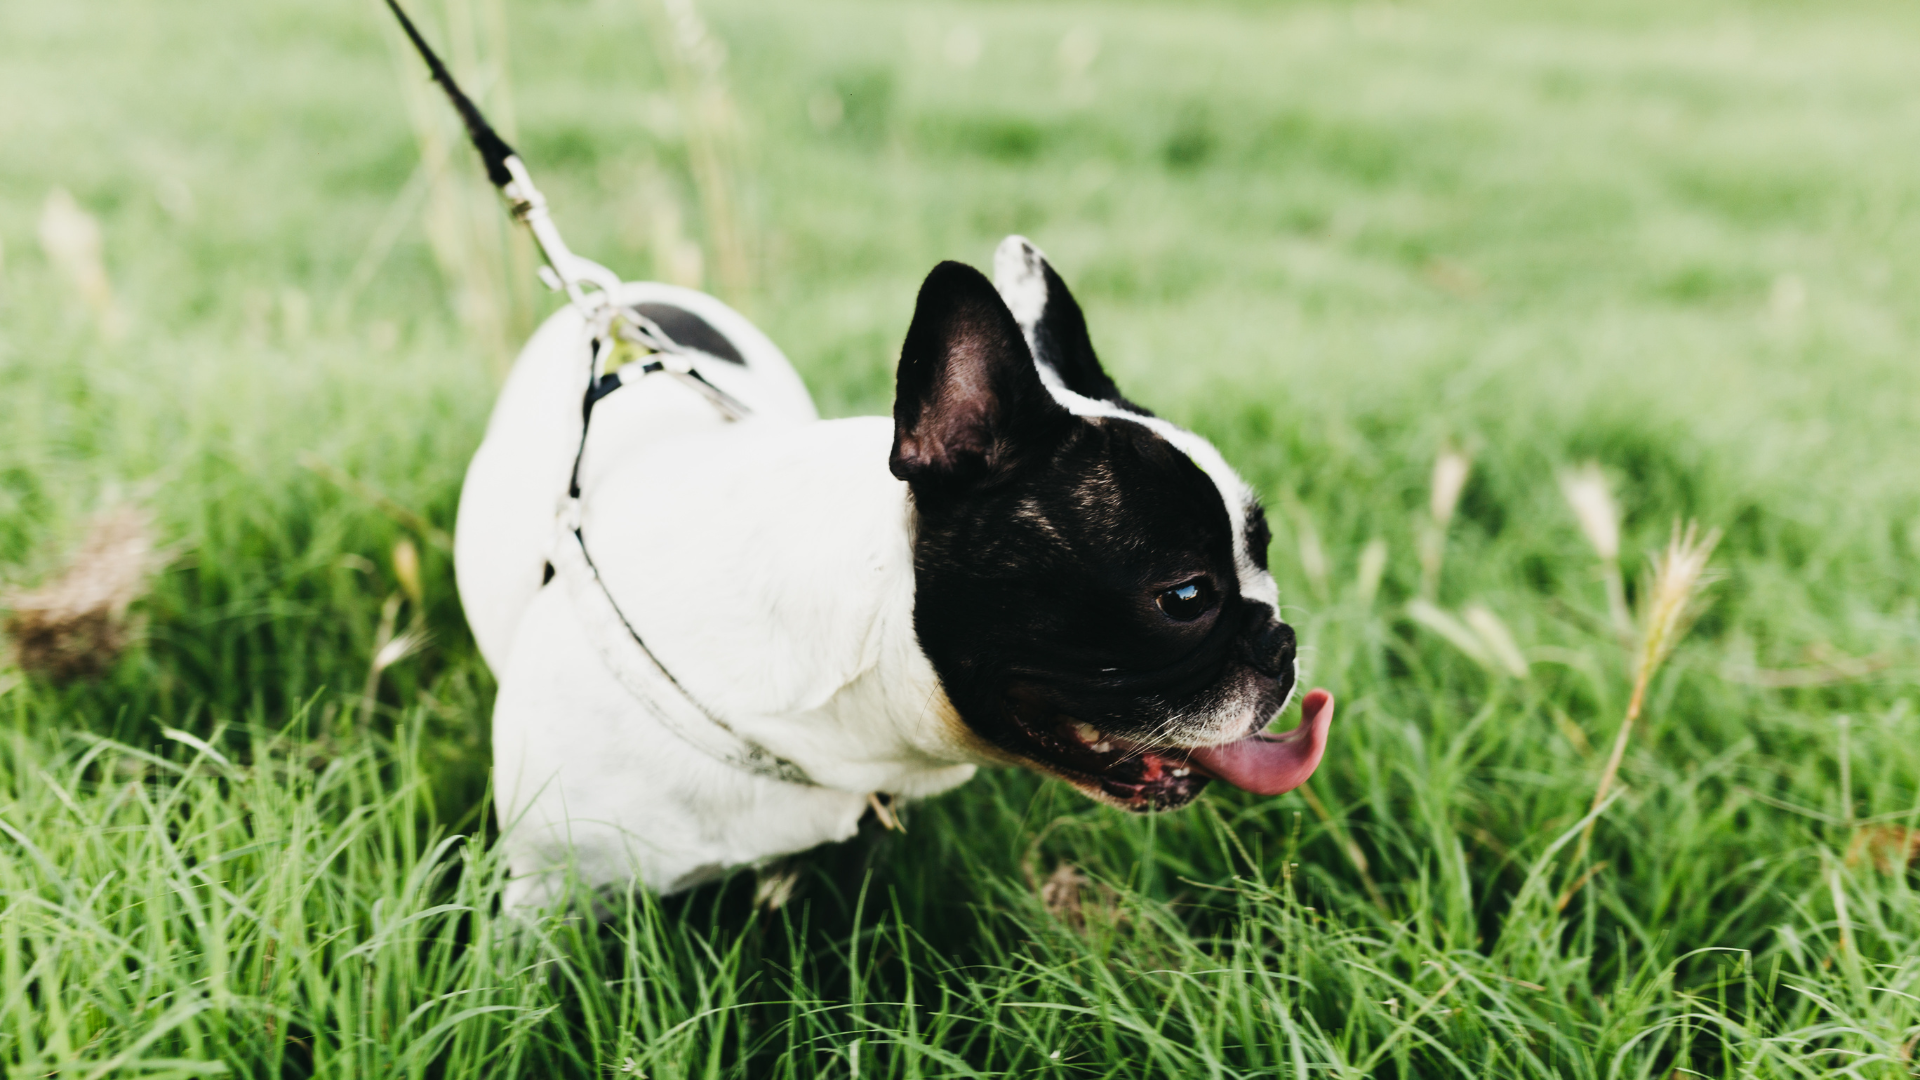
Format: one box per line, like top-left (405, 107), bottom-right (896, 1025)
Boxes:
top-left (892, 258), bottom-right (1297, 810)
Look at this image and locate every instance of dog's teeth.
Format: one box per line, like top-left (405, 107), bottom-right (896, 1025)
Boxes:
top-left (1072, 722), bottom-right (1103, 745)
top-left (1091, 741), bottom-right (1113, 754)
top-left (1172, 767), bottom-right (1191, 777)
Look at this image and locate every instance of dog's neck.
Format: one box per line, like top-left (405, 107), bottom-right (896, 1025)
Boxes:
top-left (581, 412), bottom-right (992, 797)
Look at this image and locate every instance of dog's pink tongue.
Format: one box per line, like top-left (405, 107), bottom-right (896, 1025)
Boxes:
top-left (1187, 689), bottom-right (1334, 796)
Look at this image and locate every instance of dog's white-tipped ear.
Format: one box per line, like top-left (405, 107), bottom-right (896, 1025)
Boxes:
top-left (989, 235), bottom-right (1131, 409)
top-left (992, 235), bottom-right (1051, 334)
top-left (891, 261), bottom-right (1072, 486)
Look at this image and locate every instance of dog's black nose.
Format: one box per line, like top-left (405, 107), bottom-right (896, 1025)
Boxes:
top-left (1243, 619), bottom-right (1297, 679)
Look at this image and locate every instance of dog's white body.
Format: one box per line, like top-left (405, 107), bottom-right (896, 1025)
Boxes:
top-left (457, 283), bottom-right (984, 906)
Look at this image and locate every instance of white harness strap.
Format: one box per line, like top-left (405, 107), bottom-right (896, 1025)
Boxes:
top-left (385, 0), bottom-right (827, 792)
top-left (550, 498), bottom-right (818, 786)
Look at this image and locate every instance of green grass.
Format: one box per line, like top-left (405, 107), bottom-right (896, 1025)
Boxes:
top-left (3, 0), bottom-right (1919, 1074)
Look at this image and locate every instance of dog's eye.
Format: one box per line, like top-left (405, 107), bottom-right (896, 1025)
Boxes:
top-left (1156, 578), bottom-right (1217, 621)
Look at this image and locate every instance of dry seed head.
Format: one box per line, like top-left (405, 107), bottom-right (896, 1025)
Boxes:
top-left (649, 0), bottom-right (752, 299)
top-left (1057, 26), bottom-right (1100, 77)
top-left (392, 538), bottom-right (423, 607)
top-left (1558, 461), bottom-right (1620, 562)
top-left (1429, 450), bottom-right (1471, 529)
top-left (3, 505), bottom-right (163, 682)
top-left (662, 0), bottom-right (727, 76)
top-left (38, 188), bottom-right (121, 331)
top-left (1292, 510), bottom-right (1329, 598)
top-left (752, 864), bottom-right (801, 912)
top-left (1407, 599), bottom-right (1495, 674)
top-left (1634, 520), bottom-right (1722, 677)
top-left (1463, 604), bottom-right (1530, 679)
top-left (1040, 861), bottom-right (1087, 929)
top-left (1844, 826), bottom-right (1920, 874)
top-left (372, 629), bottom-right (428, 675)
top-left (1571, 519), bottom-right (1723, 880)
top-left (1355, 537), bottom-right (1388, 606)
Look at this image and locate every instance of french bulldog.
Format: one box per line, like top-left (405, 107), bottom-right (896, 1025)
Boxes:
top-left (455, 236), bottom-right (1333, 908)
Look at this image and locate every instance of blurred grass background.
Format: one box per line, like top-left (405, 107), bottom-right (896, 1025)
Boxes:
top-left (2, 0), bottom-right (1918, 1075)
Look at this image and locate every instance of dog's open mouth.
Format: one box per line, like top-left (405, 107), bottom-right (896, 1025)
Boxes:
top-left (1004, 688), bottom-right (1335, 810)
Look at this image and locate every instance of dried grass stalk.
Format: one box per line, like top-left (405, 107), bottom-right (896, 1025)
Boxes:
top-left (1845, 825), bottom-right (1920, 874)
top-left (38, 188), bottom-right (126, 337)
top-left (1040, 862), bottom-right (1086, 930)
top-left (1558, 462), bottom-right (1631, 639)
top-left (1419, 448), bottom-right (1471, 597)
top-left (1407, 598), bottom-right (1493, 670)
top-left (382, 0), bottom-right (524, 371)
top-left (1463, 604), bottom-right (1530, 679)
top-left (392, 538), bottom-right (424, 607)
top-left (1286, 502), bottom-right (1329, 601)
top-left (1563, 520), bottom-right (1721, 897)
top-left (1408, 599), bottom-right (1528, 680)
top-left (1429, 450), bottom-right (1471, 530)
top-left (648, 0), bottom-right (754, 301)
top-left (1354, 537), bottom-right (1388, 606)
top-left (4, 506), bottom-right (163, 682)
top-left (359, 591), bottom-right (429, 726)
top-left (1627, 521), bottom-right (1722, 682)
top-left (752, 861), bottom-right (802, 911)
top-left (1557, 462), bottom-right (1619, 562)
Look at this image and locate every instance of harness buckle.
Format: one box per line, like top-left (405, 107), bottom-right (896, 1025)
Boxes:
top-left (555, 495), bottom-right (583, 534)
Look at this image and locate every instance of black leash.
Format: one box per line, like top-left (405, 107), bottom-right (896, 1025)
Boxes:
top-left (385, 0), bottom-right (814, 787)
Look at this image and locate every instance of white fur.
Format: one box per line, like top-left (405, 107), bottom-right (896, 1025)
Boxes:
top-left (455, 283), bottom-right (817, 671)
top-left (461, 250), bottom-right (1282, 906)
top-left (459, 284), bottom-right (981, 906)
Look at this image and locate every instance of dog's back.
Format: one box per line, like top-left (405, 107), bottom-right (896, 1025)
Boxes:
top-left (454, 283), bottom-right (817, 672)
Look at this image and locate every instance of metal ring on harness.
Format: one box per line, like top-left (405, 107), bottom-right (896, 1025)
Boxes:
top-left (553, 317), bottom-right (819, 788)
top-left (385, 0), bottom-right (819, 788)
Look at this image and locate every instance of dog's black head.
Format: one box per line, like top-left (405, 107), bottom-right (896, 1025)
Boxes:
top-left (892, 237), bottom-right (1329, 811)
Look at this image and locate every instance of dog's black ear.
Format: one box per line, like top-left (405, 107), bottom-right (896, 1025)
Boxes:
top-left (891, 261), bottom-right (1073, 485)
top-left (992, 236), bottom-right (1133, 409)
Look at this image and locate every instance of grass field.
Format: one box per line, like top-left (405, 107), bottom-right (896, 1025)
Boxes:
top-left (4, 0), bottom-right (1920, 1075)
